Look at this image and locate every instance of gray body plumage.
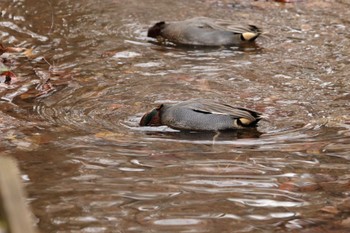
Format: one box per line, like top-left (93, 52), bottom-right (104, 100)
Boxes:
top-left (158, 99), bottom-right (262, 131)
top-left (148, 17), bottom-right (261, 46)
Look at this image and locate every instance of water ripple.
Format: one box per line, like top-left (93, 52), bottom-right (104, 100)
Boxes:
top-left (0, 21), bottom-right (48, 41)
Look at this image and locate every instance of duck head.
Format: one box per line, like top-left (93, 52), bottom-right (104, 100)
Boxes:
top-left (139, 104), bottom-right (163, 126)
top-left (147, 21), bottom-right (166, 38)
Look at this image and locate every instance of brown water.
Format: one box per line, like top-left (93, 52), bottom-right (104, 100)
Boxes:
top-left (1, 0), bottom-right (350, 232)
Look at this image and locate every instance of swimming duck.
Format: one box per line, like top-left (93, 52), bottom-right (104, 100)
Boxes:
top-left (147, 17), bottom-right (262, 47)
top-left (139, 99), bottom-right (263, 131)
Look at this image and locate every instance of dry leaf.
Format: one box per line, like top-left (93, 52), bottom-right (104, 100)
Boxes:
top-left (23, 48), bottom-right (35, 59)
top-left (274, 0), bottom-right (304, 2)
top-left (337, 198), bottom-right (350, 212)
top-left (0, 71), bottom-right (17, 85)
top-left (320, 206), bottom-right (340, 215)
top-left (0, 43), bottom-right (33, 58)
top-left (340, 217), bottom-right (350, 228)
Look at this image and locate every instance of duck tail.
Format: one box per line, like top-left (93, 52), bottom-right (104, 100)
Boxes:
top-left (235, 108), bottom-right (267, 128)
top-left (241, 25), bottom-right (262, 42)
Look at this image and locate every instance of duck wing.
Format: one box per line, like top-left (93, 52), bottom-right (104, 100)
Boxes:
top-left (184, 99), bottom-right (261, 122)
top-left (185, 17), bottom-right (261, 34)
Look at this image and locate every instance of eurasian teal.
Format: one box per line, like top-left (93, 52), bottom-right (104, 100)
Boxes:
top-left (140, 99), bottom-right (263, 131)
top-left (147, 17), bottom-right (261, 47)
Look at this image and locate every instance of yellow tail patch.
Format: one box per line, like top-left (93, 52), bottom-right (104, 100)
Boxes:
top-left (242, 32), bottom-right (258, 41)
top-left (239, 118), bottom-right (252, 125)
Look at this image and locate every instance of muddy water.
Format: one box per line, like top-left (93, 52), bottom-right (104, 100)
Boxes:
top-left (1, 0), bottom-right (350, 232)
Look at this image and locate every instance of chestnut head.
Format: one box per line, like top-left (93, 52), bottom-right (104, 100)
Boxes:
top-left (147, 21), bottom-right (166, 38)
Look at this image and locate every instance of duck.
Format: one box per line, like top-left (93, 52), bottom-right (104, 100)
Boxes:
top-left (147, 17), bottom-right (262, 47)
top-left (139, 99), bottom-right (263, 131)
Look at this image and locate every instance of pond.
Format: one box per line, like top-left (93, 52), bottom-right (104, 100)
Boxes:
top-left (1, 0), bottom-right (350, 232)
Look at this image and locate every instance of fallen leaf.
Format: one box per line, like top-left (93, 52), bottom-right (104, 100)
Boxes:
top-left (95, 131), bottom-right (115, 138)
top-left (279, 174), bottom-right (320, 192)
top-left (320, 206), bottom-right (340, 215)
top-left (0, 43), bottom-right (6, 55)
top-left (279, 181), bottom-right (298, 191)
top-left (23, 48), bottom-right (35, 59)
top-left (0, 43), bottom-right (26, 53)
top-left (339, 217), bottom-right (350, 228)
top-left (1, 43), bottom-right (35, 60)
top-left (108, 103), bottom-right (125, 111)
top-left (274, 0), bottom-right (304, 2)
top-left (0, 71), bottom-right (17, 85)
top-left (337, 197), bottom-right (350, 212)
top-left (320, 179), bottom-right (350, 193)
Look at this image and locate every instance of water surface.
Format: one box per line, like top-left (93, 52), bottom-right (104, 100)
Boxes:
top-left (1, 0), bottom-right (350, 232)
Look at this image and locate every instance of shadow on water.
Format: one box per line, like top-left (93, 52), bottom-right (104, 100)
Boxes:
top-left (139, 128), bottom-right (263, 141)
top-left (147, 38), bottom-right (263, 52)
